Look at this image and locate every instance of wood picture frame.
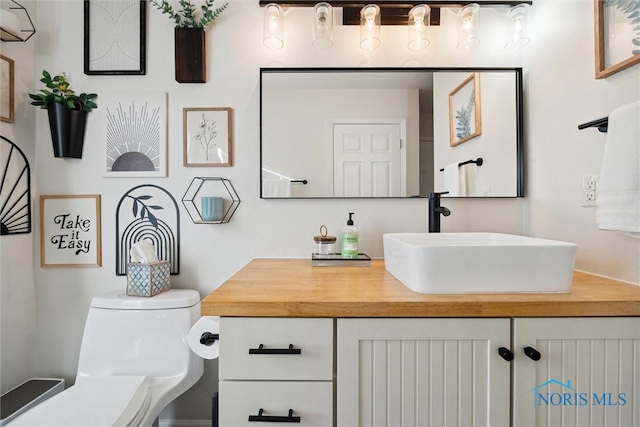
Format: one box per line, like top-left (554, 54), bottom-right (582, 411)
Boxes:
top-left (183, 107), bottom-right (233, 167)
top-left (40, 195), bottom-right (102, 268)
top-left (1, 55), bottom-right (14, 123)
top-left (449, 73), bottom-right (481, 147)
top-left (84, 0), bottom-right (146, 75)
top-left (595, 0), bottom-right (640, 79)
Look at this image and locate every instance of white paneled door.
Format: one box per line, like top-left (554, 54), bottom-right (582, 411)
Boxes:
top-left (333, 123), bottom-right (403, 197)
top-left (512, 317), bottom-right (640, 427)
top-left (337, 318), bottom-right (511, 427)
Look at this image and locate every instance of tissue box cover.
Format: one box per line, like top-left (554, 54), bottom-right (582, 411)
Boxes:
top-left (127, 261), bottom-right (171, 297)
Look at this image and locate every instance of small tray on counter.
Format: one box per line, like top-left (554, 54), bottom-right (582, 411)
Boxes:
top-left (311, 253), bottom-right (371, 267)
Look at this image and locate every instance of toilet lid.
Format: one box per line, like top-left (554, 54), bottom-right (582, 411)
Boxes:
top-left (10, 376), bottom-right (150, 427)
top-left (91, 289), bottom-right (200, 310)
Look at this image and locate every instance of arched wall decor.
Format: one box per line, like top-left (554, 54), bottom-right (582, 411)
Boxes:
top-left (115, 184), bottom-right (180, 275)
top-left (0, 136), bottom-right (31, 235)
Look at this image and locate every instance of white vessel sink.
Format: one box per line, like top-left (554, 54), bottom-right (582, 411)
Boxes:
top-left (383, 233), bottom-right (577, 294)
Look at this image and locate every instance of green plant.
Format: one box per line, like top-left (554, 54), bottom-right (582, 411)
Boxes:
top-left (150, 0), bottom-right (228, 28)
top-left (28, 71), bottom-right (97, 112)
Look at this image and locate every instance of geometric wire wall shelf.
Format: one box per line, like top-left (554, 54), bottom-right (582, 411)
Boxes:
top-left (0, 1), bottom-right (36, 42)
top-left (182, 177), bottom-right (240, 224)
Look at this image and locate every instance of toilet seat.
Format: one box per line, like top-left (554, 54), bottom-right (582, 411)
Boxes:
top-left (10, 376), bottom-right (150, 427)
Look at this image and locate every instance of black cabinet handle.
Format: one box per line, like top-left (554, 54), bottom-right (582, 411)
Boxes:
top-left (524, 346), bottom-right (541, 361)
top-left (200, 332), bottom-right (219, 346)
top-left (498, 347), bottom-right (514, 362)
top-left (248, 408), bottom-right (301, 423)
top-left (249, 344), bottom-right (301, 355)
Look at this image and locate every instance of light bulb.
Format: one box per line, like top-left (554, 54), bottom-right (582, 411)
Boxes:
top-left (263, 3), bottom-right (284, 50)
top-left (313, 2), bottom-right (333, 48)
top-left (408, 5), bottom-right (430, 50)
top-left (457, 3), bottom-right (480, 50)
top-left (360, 4), bottom-right (381, 50)
top-left (504, 4), bottom-right (530, 50)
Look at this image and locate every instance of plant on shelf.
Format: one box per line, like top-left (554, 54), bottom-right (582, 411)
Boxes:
top-left (29, 71), bottom-right (98, 158)
top-left (29, 70), bottom-right (97, 112)
top-left (149, 0), bottom-right (228, 28)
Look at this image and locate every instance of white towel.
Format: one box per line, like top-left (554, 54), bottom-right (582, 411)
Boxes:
top-left (262, 179), bottom-right (291, 197)
top-left (443, 162), bottom-right (467, 196)
top-left (596, 101), bottom-right (640, 234)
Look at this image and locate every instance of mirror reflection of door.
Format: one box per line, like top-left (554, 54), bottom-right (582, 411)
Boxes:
top-left (333, 122), bottom-right (404, 197)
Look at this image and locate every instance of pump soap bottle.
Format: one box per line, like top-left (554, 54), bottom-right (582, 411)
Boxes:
top-left (341, 212), bottom-right (359, 259)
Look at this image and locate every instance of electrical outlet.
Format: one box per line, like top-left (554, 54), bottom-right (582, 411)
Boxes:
top-left (583, 174), bottom-right (598, 190)
top-left (581, 174), bottom-right (598, 207)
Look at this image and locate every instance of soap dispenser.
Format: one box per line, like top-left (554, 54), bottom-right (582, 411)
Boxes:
top-left (341, 212), bottom-right (358, 259)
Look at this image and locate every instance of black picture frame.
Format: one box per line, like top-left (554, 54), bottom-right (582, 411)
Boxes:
top-left (84, 0), bottom-right (146, 75)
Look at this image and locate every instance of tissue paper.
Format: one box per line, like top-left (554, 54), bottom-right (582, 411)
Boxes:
top-left (188, 316), bottom-right (220, 360)
top-left (130, 239), bottom-right (159, 263)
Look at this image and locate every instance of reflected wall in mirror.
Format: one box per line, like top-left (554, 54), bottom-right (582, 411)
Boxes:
top-left (260, 68), bottom-right (523, 199)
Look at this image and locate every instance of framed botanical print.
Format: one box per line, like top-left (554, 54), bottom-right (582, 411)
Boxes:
top-left (40, 195), bottom-right (102, 268)
top-left (183, 107), bottom-right (233, 167)
top-left (449, 73), bottom-right (482, 147)
top-left (84, 0), bottom-right (146, 75)
top-left (595, 0), bottom-right (640, 79)
top-left (1, 55), bottom-right (14, 123)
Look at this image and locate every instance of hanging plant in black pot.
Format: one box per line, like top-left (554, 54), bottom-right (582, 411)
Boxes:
top-left (150, 0), bottom-right (228, 83)
top-left (29, 70), bottom-right (98, 158)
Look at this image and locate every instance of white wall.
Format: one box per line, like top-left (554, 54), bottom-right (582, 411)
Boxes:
top-left (525, 0), bottom-right (639, 283)
top-left (0, 0), bottom-right (37, 393)
top-left (0, 0), bottom-right (634, 423)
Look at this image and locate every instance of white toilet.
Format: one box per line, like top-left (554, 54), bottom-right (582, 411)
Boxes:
top-left (11, 289), bottom-right (204, 427)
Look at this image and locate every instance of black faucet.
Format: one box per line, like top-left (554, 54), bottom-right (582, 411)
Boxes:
top-left (428, 191), bottom-right (451, 233)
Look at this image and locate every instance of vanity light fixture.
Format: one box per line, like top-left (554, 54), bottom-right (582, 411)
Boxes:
top-left (360, 4), bottom-right (381, 50)
top-left (263, 3), bottom-right (284, 49)
top-left (457, 3), bottom-right (480, 50)
top-left (407, 5), bottom-right (430, 50)
top-left (313, 2), bottom-right (333, 48)
top-left (504, 3), bottom-right (530, 49)
top-left (259, 1), bottom-right (533, 50)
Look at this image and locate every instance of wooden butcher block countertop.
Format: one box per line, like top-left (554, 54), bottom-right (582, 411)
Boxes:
top-left (201, 259), bottom-right (640, 317)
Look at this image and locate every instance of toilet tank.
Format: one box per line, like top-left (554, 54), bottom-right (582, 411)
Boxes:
top-left (76, 289), bottom-right (201, 379)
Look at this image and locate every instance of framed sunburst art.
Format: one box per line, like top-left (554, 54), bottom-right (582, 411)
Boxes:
top-left (102, 92), bottom-right (167, 177)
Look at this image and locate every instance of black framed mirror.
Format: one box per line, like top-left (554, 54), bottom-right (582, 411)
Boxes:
top-left (260, 67), bottom-right (524, 199)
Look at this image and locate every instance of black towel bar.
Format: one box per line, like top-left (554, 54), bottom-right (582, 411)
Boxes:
top-left (578, 117), bottom-right (608, 133)
top-left (439, 158), bottom-right (483, 172)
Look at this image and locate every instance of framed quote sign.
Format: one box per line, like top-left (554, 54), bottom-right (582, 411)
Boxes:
top-left (40, 195), bottom-right (102, 268)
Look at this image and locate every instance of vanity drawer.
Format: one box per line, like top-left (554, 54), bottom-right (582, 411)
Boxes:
top-left (219, 317), bottom-right (333, 380)
top-left (219, 381), bottom-right (333, 427)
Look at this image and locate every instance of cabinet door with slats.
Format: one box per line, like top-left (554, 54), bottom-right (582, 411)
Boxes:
top-left (512, 317), bottom-right (640, 427)
top-left (337, 318), bottom-right (511, 427)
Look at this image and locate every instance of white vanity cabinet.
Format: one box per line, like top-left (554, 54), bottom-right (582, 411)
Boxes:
top-left (336, 317), bottom-right (639, 427)
top-left (512, 317), bottom-right (640, 427)
top-left (337, 318), bottom-right (512, 427)
top-left (218, 317), bottom-right (334, 426)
